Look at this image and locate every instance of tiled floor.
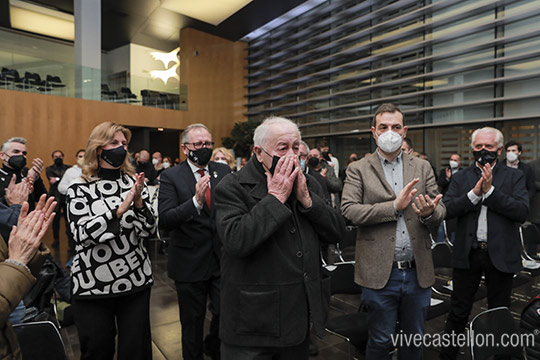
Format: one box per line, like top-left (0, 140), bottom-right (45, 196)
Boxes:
top-left (49, 238), bottom-right (538, 360)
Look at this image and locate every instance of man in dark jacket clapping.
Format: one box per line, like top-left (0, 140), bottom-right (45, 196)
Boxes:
top-left (214, 116), bottom-right (346, 359)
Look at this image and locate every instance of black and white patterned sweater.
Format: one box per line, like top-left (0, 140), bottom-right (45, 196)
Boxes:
top-left (66, 168), bottom-right (156, 298)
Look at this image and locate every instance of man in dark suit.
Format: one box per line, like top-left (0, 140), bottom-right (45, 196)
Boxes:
top-left (439, 127), bottom-right (529, 360)
top-left (0, 137), bottom-right (47, 211)
top-left (299, 141), bottom-right (330, 205)
top-left (529, 158), bottom-right (540, 227)
top-left (214, 117), bottom-right (345, 360)
top-left (45, 150), bottom-right (70, 248)
top-left (135, 149), bottom-right (158, 185)
top-left (437, 153), bottom-right (462, 196)
top-left (158, 123), bottom-right (230, 360)
top-left (505, 140), bottom-right (535, 203)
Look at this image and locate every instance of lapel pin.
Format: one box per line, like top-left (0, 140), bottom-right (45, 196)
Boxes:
top-left (213, 171), bottom-right (218, 178)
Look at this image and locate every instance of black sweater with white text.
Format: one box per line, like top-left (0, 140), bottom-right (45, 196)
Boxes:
top-left (66, 169), bottom-right (156, 298)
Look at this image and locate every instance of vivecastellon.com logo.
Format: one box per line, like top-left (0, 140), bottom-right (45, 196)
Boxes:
top-left (391, 330), bottom-right (535, 349)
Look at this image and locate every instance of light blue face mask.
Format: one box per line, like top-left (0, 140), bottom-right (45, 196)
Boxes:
top-left (300, 159), bottom-right (306, 171)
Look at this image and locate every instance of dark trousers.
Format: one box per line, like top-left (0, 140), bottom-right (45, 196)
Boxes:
top-left (73, 288), bottom-right (152, 360)
top-left (175, 272), bottom-right (220, 360)
top-left (439, 248), bottom-right (514, 360)
top-left (221, 335), bottom-right (310, 360)
top-left (52, 200), bottom-right (67, 240)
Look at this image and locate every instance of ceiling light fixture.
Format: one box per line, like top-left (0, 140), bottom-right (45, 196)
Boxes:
top-left (150, 63), bottom-right (179, 84)
top-left (160, 0), bottom-right (252, 26)
top-left (150, 47), bottom-right (180, 69)
top-left (9, 0), bottom-right (74, 41)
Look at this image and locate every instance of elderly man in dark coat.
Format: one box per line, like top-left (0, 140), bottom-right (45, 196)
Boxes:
top-left (214, 116), bottom-right (346, 359)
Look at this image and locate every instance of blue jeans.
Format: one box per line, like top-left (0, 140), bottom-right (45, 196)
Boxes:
top-left (362, 267), bottom-right (431, 360)
top-left (8, 300), bottom-right (26, 325)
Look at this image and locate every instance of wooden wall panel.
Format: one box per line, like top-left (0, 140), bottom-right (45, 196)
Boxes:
top-left (0, 89), bottom-right (186, 164)
top-left (180, 28), bottom-right (248, 153)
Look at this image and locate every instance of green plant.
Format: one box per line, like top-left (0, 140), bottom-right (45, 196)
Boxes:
top-left (222, 119), bottom-right (261, 158)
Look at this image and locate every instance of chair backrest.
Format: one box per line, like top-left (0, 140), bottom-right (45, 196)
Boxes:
top-left (469, 307), bottom-right (524, 360)
top-left (340, 226), bottom-right (357, 250)
top-left (521, 223), bottom-right (540, 259)
top-left (46, 75), bottom-right (62, 83)
top-left (12, 320), bottom-right (68, 360)
top-left (431, 242), bottom-right (453, 270)
top-left (2, 68), bottom-right (20, 81)
top-left (324, 261), bottom-right (362, 296)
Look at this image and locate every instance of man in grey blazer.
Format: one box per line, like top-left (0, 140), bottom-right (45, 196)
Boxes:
top-left (342, 103), bottom-right (446, 359)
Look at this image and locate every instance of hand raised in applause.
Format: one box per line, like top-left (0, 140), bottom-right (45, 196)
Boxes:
top-left (28, 158), bottom-right (44, 182)
top-left (195, 173), bottom-right (210, 207)
top-left (480, 163), bottom-right (493, 194)
top-left (412, 193), bottom-right (443, 217)
top-left (9, 198), bottom-right (55, 265)
top-left (5, 175), bottom-right (33, 206)
top-left (320, 167), bottom-right (328, 178)
top-left (267, 155), bottom-right (300, 204)
top-left (18, 194), bottom-right (56, 225)
top-left (132, 172), bottom-right (145, 208)
top-left (117, 173), bottom-right (145, 218)
top-left (472, 163), bottom-right (493, 196)
top-left (294, 157), bottom-right (312, 208)
top-left (394, 178), bottom-right (419, 212)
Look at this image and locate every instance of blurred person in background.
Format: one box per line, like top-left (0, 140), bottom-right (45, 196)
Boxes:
top-left (505, 140), bottom-right (535, 204)
top-left (57, 149), bottom-right (85, 258)
top-left (212, 147), bottom-right (236, 172)
top-left (46, 150), bottom-right (70, 248)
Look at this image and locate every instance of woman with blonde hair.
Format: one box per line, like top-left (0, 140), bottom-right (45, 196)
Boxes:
top-left (211, 147), bottom-right (235, 171)
top-left (66, 122), bottom-right (157, 360)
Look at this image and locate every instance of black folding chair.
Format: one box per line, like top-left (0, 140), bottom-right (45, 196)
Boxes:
top-left (13, 320), bottom-right (68, 360)
top-left (323, 261), bottom-right (368, 359)
top-left (520, 223), bottom-right (540, 261)
top-left (431, 242), bottom-right (453, 296)
top-left (469, 306), bottom-right (526, 360)
top-left (335, 225), bottom-right (357, 262)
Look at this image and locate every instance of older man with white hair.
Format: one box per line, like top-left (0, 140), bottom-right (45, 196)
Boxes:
top-left (214, 116), bottom-right (346, 359)
top-left (439, 127), bottom-right (529, 360)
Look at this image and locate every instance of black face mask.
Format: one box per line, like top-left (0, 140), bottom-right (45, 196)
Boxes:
top-left (473, 149), bottom-right (498, 166)
top-left (322, 151), bottom-right (331, 162)
top-left (308, 157), bottom-right (320, 168)
top-left (8, 155), bottom-right (26, 170)
top-left (188, 147), bottom-right (212, 167)
top-left (100, 145), bottom-right (127, 168)
top-left (260, 148), bottom-right (281, 175)
top-left (54, 158), bottom-right (63, 166)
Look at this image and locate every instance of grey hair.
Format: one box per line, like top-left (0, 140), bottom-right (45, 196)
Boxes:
top-left (471, 127), bottom-right (504, 148)
top-left (181, 123), bottom-right (211, 144)
top-left (300, 140), bottom-right (310, 153)
top-left (253, 116), bottom-right (301, 148)
top-left (1, 137), bottom-right (26, 153)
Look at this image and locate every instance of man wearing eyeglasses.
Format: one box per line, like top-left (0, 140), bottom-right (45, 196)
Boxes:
top-left (158, 123), bottom-right (230, 360)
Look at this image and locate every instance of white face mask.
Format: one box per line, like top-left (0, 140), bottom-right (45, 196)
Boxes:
top-left (376, 130), bottom-right (403, 154)
top-left (506, 151), bottom-right (519, 163)
top-left (152, 158), bottom-right (159, 165)
top-left (216, 159), bottom-right (228, 165)
top-left (449, 160), bottom-right (459, 169)
top-left (162, 162), bottom-right (170, 169)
